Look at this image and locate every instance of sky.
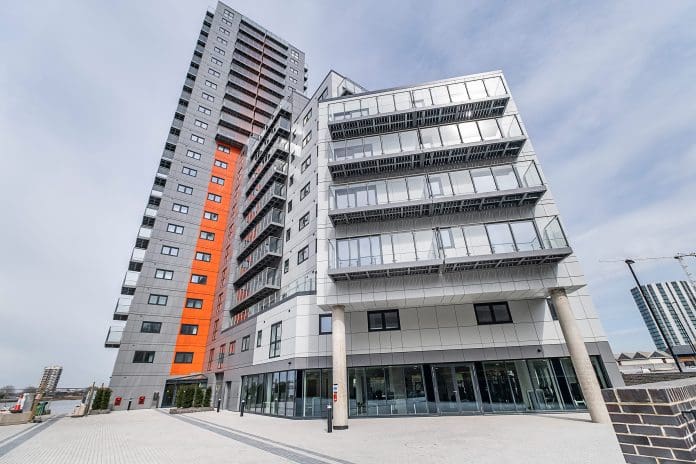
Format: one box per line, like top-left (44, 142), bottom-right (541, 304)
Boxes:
top-left (1, 0), bottom-right (695, 389)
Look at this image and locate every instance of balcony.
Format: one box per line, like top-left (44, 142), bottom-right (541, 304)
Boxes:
top-left (239, 208), bottom-right (284, 259)
top-left (113, 296), bottom-right (132, 321)
top-left (245, 159), bottom-right (288, 198)
top-left (104, 326), bottom-right (123, 348)
top-left (217, 124), bottom-right (250, 148)
top-left (328, 116), bottom-right (525, 179)
top-left (327, 217), bottom-right (571, 281)
top-left (328, 76), bottom-right (509, 140)
top-left (329, 162), bottom-right (544, 225)
top-left (235, 236), bottom-right (283, 287)
top-left (233, 267), bottom-right (280, 311)
top-left (247, 134), bottom-right (290, 181)
top-left (242, 182), bottom-right (286, 231)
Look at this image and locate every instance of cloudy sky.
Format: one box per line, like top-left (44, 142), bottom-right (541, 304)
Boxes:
top-left (1, 0), bottom-right (695, 389)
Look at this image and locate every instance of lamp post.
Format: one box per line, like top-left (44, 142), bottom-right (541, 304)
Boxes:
top-left (625, 259), bottom-right (683, 372)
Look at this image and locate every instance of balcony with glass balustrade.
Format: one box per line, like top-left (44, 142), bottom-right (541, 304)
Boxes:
top-left (238, 207), bottom-right (284, 259)
top-left (233, 267), bottom-right (281, 310)
top-left (327, 217), bottom-right (571, 281)
top-left (104, 326), bottom-right (124, 348)
top-left (235, 236), bottom-right (283, 287)
top-left (328, 161), bottom-right (545, 225)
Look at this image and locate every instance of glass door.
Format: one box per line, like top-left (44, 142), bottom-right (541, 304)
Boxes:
top-left (434, 366), bottom-right (459, 413)
top-left (454, 365), bottom-right (479, 412)
top-left (433, 364), bottom-right (480, 414)
top-left (482, 361), bottom-right (524, 412)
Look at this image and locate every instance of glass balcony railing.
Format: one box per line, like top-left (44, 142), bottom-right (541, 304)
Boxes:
top-left (328, 217), bottom-right (570, 280)
top-left (243, 182), bottom-right (286, 224)
top-left (234, 267), bottom-right (280, 309)
top-left (113, 296), bottom-right (132, 321)
top-left (245, 159), bottom-right (287, 200)
top-left (237, 236), bottom-right (283, 283)
top-left (239, 208), bottom-right (284, 256)
top-left (104, 326), bottom-right (124, 348)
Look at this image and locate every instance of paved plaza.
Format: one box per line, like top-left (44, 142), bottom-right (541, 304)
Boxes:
top-left (0, 410), bottom-right (624, 463)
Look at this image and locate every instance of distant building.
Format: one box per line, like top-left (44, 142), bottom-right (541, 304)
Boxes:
top-left (38, 366), bottom-right (62, 393)
top-left (615, 351), bottom-right (677, 374)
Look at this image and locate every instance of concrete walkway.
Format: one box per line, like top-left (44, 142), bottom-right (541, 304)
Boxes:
top-left (0, 410), bottom-right (624, 463)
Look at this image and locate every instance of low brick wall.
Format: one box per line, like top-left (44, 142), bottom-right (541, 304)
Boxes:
top-left (603, 377), bottom-right (696, 463)
top-left (622, 372), bottom-right (696, 387)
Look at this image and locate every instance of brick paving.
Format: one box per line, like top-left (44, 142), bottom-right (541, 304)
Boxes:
top-left (0, 409), bottom-right (625, 463)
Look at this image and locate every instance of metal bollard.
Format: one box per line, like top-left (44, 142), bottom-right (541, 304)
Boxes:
top-left (217, 398), bottom-right (221, 413)
top-left (127, 398), bottom-right (132, 411)
top-left (327, 405), bottom-right (333, 433)
top-left (240, 400), bottom-right (245, 417)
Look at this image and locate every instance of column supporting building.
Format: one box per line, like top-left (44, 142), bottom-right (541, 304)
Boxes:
top-left (331, 305), bottom-right (348, 430)
top-left (550, 288), bottom-right (611, 424)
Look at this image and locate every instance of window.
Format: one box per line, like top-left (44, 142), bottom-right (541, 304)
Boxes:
top-left (288, 175), bottom-right (294, 186)
top-left (185, 298), bottom-right (203, 309)
top-left (228, 340), bottom-right (236, 355)
top-left (148, 294), bottom-right (168, 306)
top-left (221, 17), bottom-right (233, 26)
top-left (216, 36), bottom-right (228, 45)
top-left (204, 211), bottom-right (218, 221)
top-left (161, 245), bottom-right (179, 256)
top-left (211, 56), bottom-right (223, 66)
top-left (155, 269), bottom-right (173, 280)
top-left (191, 274), bottom-right (208, 284)
top-left (194, 119), bottom-right (208, 129)
top-left (186, 149), bottom-right (201, 160)
top-left (287, 200), bottom-right (293, 212)
top-left (219, 26), bottom-right (230, 35)
top-left (174, 352), bottom-right (194, 363)
top-left (300, 182), bottom-right (310, 200)
top-left (217, 144), bottom-right (230, 153)
top-left (167, 223), bottom-right (184, 234)
top-left (195, 251), bottom-right (211, 262)
top-left (128, 261), bottom-right (143, 271)
top-left (172, 203), bottom-right (188, 214)
top-left (241, 335), bottom-right (250, 351)
top-left (211, 175), bottom-right (225, 185)
top-left (302, 131), bottom-right (312, 147)
top-left (214, 46), bottom-right (225, 56)
top-left (297, 245), bottom-right (309, 264)
top-left (191, 134), bottom-right (205, 144)
top-left (208, 68), bottom-right (220, 78)
top-left (200, 231), bottom-right (215, 240)
top-left (474, 302), bottom-right (512, 325)
top-left (206, 193), bottom-right (221, 203)
top-left (140, 321), bottom-right (162, 334)
top-left (283, 259), bottom-right (289, 273)
top-left (177, 184), bottom-right (193, 195)
top-left (148, 196), bottom-right (161, 207)
top-left (121, 286), bottom-right (135, 295)
top-left (256, 330), bottom-right (263, 347)
top-left (299, 212), bottom-right (309, 230)
top-left (319, 314), bottom-right (332, 334)
top-left (204, 80), bottom-right (217, 90)
top-left (286, 229), bottom-right (291, 241)
top-left (546, 298), bottom-right (559, 321)
top-left (269, 322), bottom-right (282, 358)
top-left (300, 156), bottom-right (311, 173)
top-left (214, 159), bottom-right (227, 168)
top-left (132, 351), bottom-right (155, 363)
top-left (182, 166), bottom-right (197, 177)
top-left (223, 9), bottom-right (233, 18)
top-left (142, 216), bottom-right (155, 227)
top-left (368, 310), bottom-right (400, 331)
top-left (180, 324), bottom-right (199, 335)
top-left (154, 177), bottom-right (166, 187)
top-left (135, 238), bottom-right (149, 249)
top-left (303, 109), bottom-right (312, 125)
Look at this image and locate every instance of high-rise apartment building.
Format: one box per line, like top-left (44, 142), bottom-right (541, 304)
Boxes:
top-left (106, 2), bottom-right (620, 422)
top-left (38, 366), bottom-right (63, 393)
top-left (630, 281), bottom-right (696, 359)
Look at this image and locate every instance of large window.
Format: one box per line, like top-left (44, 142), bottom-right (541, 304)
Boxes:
top-left (132, 351), bottom-right (155, 363)
top-left (148, 294), bottom-right (168, 306)
top-left (297, 245), bottom-right (309, 264)
top-left (241, 335), bottom-right (250, 352)
top-left (269, 322), bottom-right (282, 358)
top-left (180, 324), bottom-right (199, 335)
top-left (474, 302), bottom-right (512, 325)
top-left (185, 298), bottom-right (203, 309)
top-left (174, 352), bottom-right (194, 363)
top-left (319, 315), bottom-right (332, 334)
top-left (368, 310), bottom-right (400, 331)
top-left (140, 321), bottom-right (161, 333)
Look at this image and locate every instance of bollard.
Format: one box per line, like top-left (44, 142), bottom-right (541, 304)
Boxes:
top-left (240, 400), bottom-right (245, 417)
top-left (217, 398), bottom-right (221, 413)
top-left (327, 405), bottom-right (333, 433)
top-left (127, 398), bottom-right (132, 411)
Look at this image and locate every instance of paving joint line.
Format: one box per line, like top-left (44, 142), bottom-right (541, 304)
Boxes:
top-left (0, 414), bottom-right (64, 458)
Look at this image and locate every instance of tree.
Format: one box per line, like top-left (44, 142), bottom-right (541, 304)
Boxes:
top-left (0, 385), bottom-right (15, 399)
top-left (203, 387), bottom-right (212, 408)
top-left (183, 386), bottom-right (194, 408)
top-left (193, 387), bottom-right (203, 408)
top-left (92, 388), bottom-right (104, 410)
top-left (100, 389), bottom-right (112, 410)
top-left (23, 386), bottom-right (37, 393)
top-left (175, 387), bottom-right (184, 409)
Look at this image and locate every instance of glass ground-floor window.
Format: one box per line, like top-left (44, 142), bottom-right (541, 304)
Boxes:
top-left (239, 370), bottom-right (296, 417)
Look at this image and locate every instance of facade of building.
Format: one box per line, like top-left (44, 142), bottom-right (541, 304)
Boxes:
top-left (106, 2), bottom-right (621, 419)
top-left (38, 366), bottom-right (63, 393)
top-left (615, 351), bottom-right (677, 374)
top-left (630, 280), bottom-right (696, 364)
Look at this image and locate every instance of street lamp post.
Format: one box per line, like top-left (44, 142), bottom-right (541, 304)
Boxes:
top-left (625, 259), bottom-right (683, 372)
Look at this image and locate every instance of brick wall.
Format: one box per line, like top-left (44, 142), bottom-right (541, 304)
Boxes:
top-left (603, 378), bottom-right (696, 463)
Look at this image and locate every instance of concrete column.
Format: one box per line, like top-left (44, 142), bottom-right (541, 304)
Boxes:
top-left (550, 288), bottom-right (611, 424)
top-left (331, 305), bottom-right (348, 430)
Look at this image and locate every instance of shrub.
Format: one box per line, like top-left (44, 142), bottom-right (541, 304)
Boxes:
top-left (193, 387), bottom-right (203, 408)
top-left (203, 387), bottom-right (212, 407)
top-left (175, 387), bottom-right (184, 409)
top-left (92, 388), bottom-right (103, 410)
top-left (183, 386), bottom-right (194, 408)
top-left (100, 389), bottom-right (112, 410)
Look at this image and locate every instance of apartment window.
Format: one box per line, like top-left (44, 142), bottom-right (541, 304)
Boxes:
top-left (191, 274), bottom-right (208, 284)
top-left (191, 134), bottom-right (205, 144)
top-left (177, 184), bottom-right (193, 195)
top-left (194, 119), bottom-right (208, 129)
top-left (180, 324), bottom-right (199, 335)
top-left (185, 298), bottom-right (203, 309)
top-left (142, 216), bottom-right (155, 227)
top-left (204, 211), bottom-right (219, 221)
top-left (290, 67), bottom-right (299, 75)
top-left (474, 302), bottom-right (512, 325)
top-left (287, 200), bottom-right (293, 212)
top-left (285, 229), bottom-right (291, 241)
top-left (219, 26), bottom-right (230, 35)
top-left (186, 149), bottom-right (202, 160)
top-left (256, 330), bottom-right (263, 347)
top-left (140, 321), bottom-right (162, 334)
top-left (211, 175), bottom-right (225, 185)
top-left (172, 203), bottom-right (188, 214)
top-left (155, 269), bottom-right (174, 280)
top-left (207, 193), bottom-right (222, 203)
top-left (228, 340), bottom-right (236, 355)
top-left (121, 286), bottom-right (136, 295)
top-left (148, 196), bottom-right (161, 207)
top-left (132, 351), bottom-right (155, 363)
top-left (546, 298), bottom-right (559, 321)
top-left (200, 231), bottom-right (215, 240)
top-left (300, 182), bottom-right (310, 200)
top-left (128, 261), bottom-right (143, 272)
top-left (221, 17), bottom-right (233, 26)
top-left (291, 49), bottom-right (299, 58)
top-left (154, 177), bottom-right (166, 187)
top-left (135, 238), bottom-right (149, 249)
top-left (182, 166), bottom-right (197, 177)
top-left (208, 68), bottom-right (220, 78)
top-left (216, 36), bottom-right (228, 45)
top-left (289, 77), bottom-right (298, 84)
top-left (217, 144), bottom-right (230, 153)
top-left (269, 322), bottom-right (282, 358)
top-left (241, 335), bottom-right (250, 351)
top-left (174, 352), bottom-right (194, 363)
top-left (214, 159), bottom-right (227, 168)
top-left (281, 259), bottom-right (288, 274)
top-left (299, 212), bottom-right (309, 230)
top-left (300, 156), bottom-right (311, 173)
top-left (195, 251), bottom-right (212, 262)
top-left (223, 9), bottom-right (233, 18)
top-left (161, 245), bottom-right (179, 256)
top-left (211, 56), bottom-right (223, 65)
top-left (148, 294), bottom-right (168, 306)
top-left (214, 46), bottom-right (225, 56)
top-left (302, 131), bottom-right (312, 147)
top-left (319, 314), bottom-right (332, 334)
top-left (368, 310), bottom-right (400, 331)
top-left (167, 223), bottom-right (184, 234)
top-left (297, 245), bottom-right (309, 264)
top-left (198, 105), bottom-right (212, 116)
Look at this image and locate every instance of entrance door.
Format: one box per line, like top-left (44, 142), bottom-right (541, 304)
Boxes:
top-left (433, 364), bottom-right (480, 414)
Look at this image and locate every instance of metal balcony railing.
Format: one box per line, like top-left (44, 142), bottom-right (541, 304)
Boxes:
top-left (244, 161), bottom-right (288, 210)
top-left (235, 236), bottom-right (283, 287)
top-left (241, 183), bottom-right (286, 232)
top-left (239, 208), bottom-right (284, 259)
top-left (233, 267), bottom-right (280, 310)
